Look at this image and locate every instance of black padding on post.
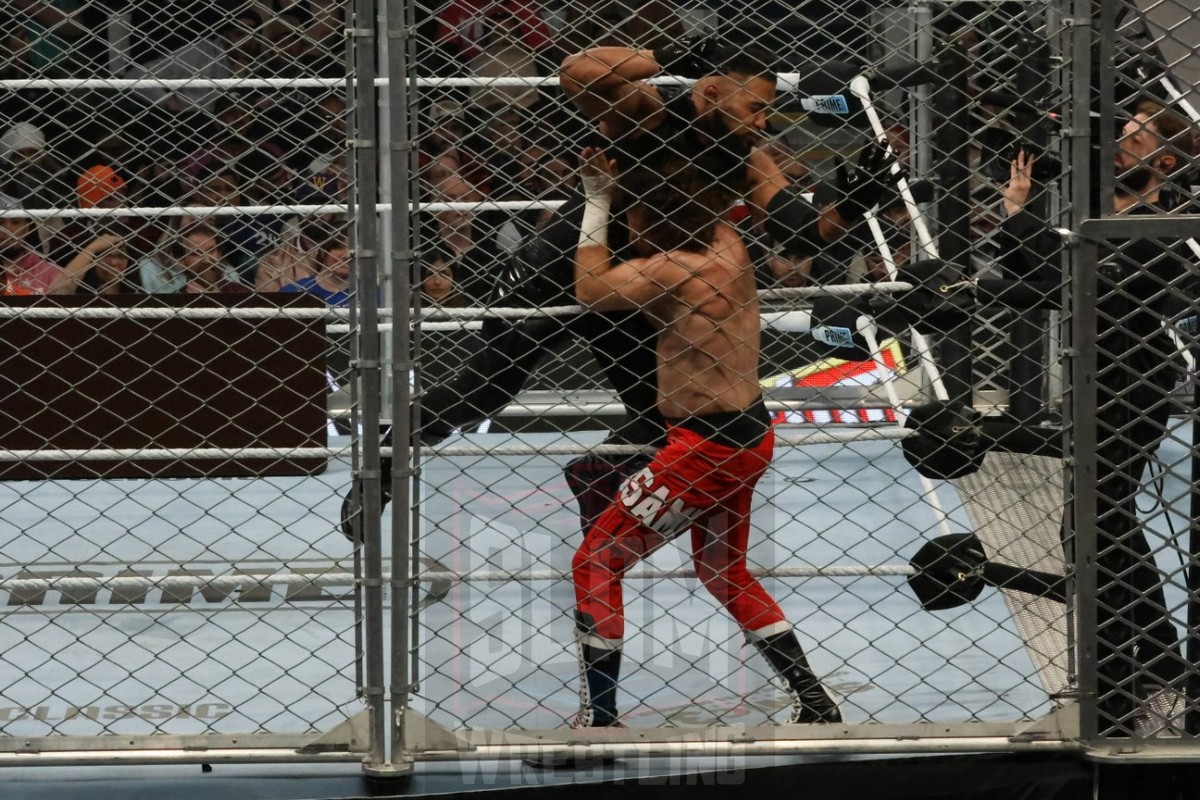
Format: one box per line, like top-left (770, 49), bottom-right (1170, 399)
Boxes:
top-left (974, 279), bottom-right (1062, 311)
top-left (907, 533), bottom-right (988, 611)
top-left (901, 401), bottom-right (985, 479)
top-left (864, 259), bottom-right (973, 335)
top-left (908, 534), bottom-right (1069, 611)
top-left (980, 417), bottom-right (1063, 458)
top-left (809, 294), bottom-right (874, 361)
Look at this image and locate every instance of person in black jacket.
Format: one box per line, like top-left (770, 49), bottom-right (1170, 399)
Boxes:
top-left (999, 99), bottom-right (1197, 736)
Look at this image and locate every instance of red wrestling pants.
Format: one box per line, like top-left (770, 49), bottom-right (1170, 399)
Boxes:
top-left (572, 424), bottom-right (784, 641)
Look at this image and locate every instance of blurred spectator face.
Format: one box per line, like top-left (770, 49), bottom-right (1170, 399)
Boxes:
top-left (7, 148), bottom-right (43, 169)
top-left (220, 15), bottom-right (265, 76)
top-left (520, 148), bottom-right (575, 198)
top-left (0, 215), bottom-right (30, 255)
top-left (429, 101), bottom-right (468, 152)
top-left (422, 256), bottom-right (454, 303)
top-left (1115, 112), bottom-right (1175, 191)
top-left (1, 122), bottom-right (48, 169)
top-left (433, 170), bottom-right (481, 242)
top-left (95, 244), bottom-right (131, 289)
top-left (426, 152), bottom-right (463, 188)
top-left (195, 170), bottom-right (243, 205)
top-left (264, 11), bottom-right (309, 69)
top-left (180, 229), bottom-right (224, 276)
top-left (301, 212), bottom-right (341, 247)
top-left (485, 111), bottom-right (524, 155)
top-left (217, 95), bottom-right (258, 134)
top-left (322, 237), bottom-right (351, 282)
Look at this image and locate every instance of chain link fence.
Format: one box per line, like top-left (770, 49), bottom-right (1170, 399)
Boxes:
top-left (0, 0), bottom-right (1197, 776)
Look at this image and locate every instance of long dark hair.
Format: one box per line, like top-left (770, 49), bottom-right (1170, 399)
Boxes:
top-left (620, 141), bottom-right (741, 254)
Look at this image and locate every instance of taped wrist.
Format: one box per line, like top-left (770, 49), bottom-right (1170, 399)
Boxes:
top-left (578, 193), bottom-right (611, 249)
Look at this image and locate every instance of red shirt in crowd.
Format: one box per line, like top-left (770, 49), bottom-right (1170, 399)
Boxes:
top-left (436, 0), bottom-right (552, 62)
top-left (2, 251), bottom-right (68, 295)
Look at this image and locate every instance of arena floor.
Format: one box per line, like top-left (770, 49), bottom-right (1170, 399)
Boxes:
top-left (0, 420), bottom-right (1192, 744)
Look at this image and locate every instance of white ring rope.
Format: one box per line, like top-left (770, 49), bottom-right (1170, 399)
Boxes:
top-left (0, 200), bottom-right (565, 220)
top-left (405, 428), bottom-right (911, 459)
top-left (0, 282), bottom-right (912, 322)
top-left (0, 563), bottom-right (917, 595)
top-left (414, 564), bottom-right (918, 582)
top-left (0, 73), bottom-right (810, 92)
top-left (0, 447), bottom-right (347, 462)
top-left (0, 428), bottom-right (911, 463)
top-left (0, 306), bottom-right (337, 320)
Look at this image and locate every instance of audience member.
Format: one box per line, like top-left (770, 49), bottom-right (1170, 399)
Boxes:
top-left (464, 4), bottom-right (545, 115)
top-left (281, 223), bottom-right (351, 305)
top-left (0, 121), bottom-right (75, 251)
top-left (182, 93), bottom-right (288, 189)
top-left (63, 235), bottom-right (140, 295)
top-left (418, 243), bottom-right (466, 307)
top-left (182, 161), bottom-right (287, 283)
top-left (997, 101), bottom-right (1197, 732)
top-left (293, 92), bottom-right (349, 174)
top-left (419, 99), bottom-right (492, 195)
top-left (435, 0), bottom-right (555, 76)
top-left (261, 0), bottom-right (343, 76)
top-left (0, 192), bottom-right (69, 295)
top-left (140, 221), bottom-right (247, 294)
top-left (254, 185), bottom-right (338, 291)
top-left (72, 100), bottom-right (168, 205)
top-left (0, 122), bottom-right (74, 210)
top-left (44, 165), bottom-right (156, 281)
top-left (10, 0), bottom-right (94, 78)
top-left (557, 0), bottom-right (684, 54)
top-left (125, 9), bottom-right (267, 114)
top-left (425, 161), bottom-right (510, 303)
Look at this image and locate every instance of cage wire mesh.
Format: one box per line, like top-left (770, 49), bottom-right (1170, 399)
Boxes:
top-left (403, 0), bottom-right (1084, 743)
top-left (0, 1), bottom-right (365, 754)
top-left (0, 0), bottom-right (1198, 772)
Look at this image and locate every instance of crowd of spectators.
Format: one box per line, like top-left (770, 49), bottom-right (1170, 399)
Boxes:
top-left (2, 1), bottom-right (1195, 314)
top-left (2, 0), bottom-right (904, 313)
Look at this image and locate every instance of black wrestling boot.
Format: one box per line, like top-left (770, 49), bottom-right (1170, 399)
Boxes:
top-left (572, 613), bottom-right (623, 728)
top-left (522, 619), bottom-right (623, 770)
top-left (749, 629), bottom-right (842, 724)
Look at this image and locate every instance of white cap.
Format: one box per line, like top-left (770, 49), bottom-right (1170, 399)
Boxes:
top-left (0, 122), bottom-right (47, 161)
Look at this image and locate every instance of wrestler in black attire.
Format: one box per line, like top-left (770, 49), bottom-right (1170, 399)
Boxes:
top-left (341, 43), bottom-right (894, 538)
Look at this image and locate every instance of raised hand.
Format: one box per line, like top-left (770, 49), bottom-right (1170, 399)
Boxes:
top-left (579, 146), bottom-right (618, 200)
top-left (1001, 150), bottom-right (1034, 217)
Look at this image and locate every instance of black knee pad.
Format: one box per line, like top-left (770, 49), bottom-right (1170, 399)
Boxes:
top-left (563, 452), bottom-right (652, 534)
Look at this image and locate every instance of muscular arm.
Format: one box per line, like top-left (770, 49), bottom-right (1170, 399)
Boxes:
top-left (575, 246), bottom-right (685, 311)
top-left (558, 47), bottom-right (663, 135)
top-left (750, 150), bottom-right (854, 251)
